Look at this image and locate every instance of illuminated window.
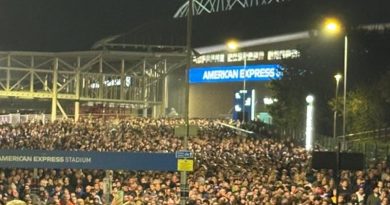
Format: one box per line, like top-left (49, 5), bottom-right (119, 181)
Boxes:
top-left (193, 54), bottom-right (225, 64)
top-left (227, 51), bottom-right (265, 62)
top-left (267, 49), bottom-right (300, 60)
top-left (193, 51), bottom-right (268, 64)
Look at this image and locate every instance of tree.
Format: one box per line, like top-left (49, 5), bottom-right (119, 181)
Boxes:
top-left (267, 63), bottom-right (313, 135)
top-left (329, 84), bottom-right (388, 136)
top-left (378, 70), bottom-right (390, 103)
top-left (346, 86), bottom-right (386, 133)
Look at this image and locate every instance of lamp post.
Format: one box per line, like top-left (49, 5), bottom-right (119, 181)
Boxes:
top-left (305, 95), bottom-right (314, 151)
top-left (323, 19), bottom-right (347, 205)
top-left (181, 0), bottom-right (193, 204)
top-left (323, 18), bottom-right (348, 148)
top-left (333, 74), bottom-right (342, 139)
top-left (226, 40), bottom-right (247, 122)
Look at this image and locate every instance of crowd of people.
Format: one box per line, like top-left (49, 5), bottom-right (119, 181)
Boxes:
top-left (0, 117), bottom-right (388, 205)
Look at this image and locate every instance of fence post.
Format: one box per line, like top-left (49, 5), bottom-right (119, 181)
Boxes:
top-left (375, 142), bottom-right (378, 161)
top-left (387, 144), bottom-right (390, 163)
top-left (363, 142), bottom-right (367, 166)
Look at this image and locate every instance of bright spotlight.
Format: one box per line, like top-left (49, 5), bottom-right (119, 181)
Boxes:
top-left (226, 40), bottom-right (239, 51)
top-left (306, 95), bottom-right (314, 104)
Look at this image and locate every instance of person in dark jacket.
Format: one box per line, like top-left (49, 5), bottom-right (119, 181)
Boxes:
top-left (366, 186), bottom-right (381, 205)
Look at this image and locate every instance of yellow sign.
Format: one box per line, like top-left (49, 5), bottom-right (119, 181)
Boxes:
top-left (174, 125), bottom-right (199, 137)
top-left (177, 159), bottom-right (194, 172)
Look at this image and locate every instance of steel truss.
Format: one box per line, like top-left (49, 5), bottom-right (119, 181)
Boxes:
top-left (0, 50), bottom-right (186, 121)
top-left (174, 0), bottom-right (289, 18)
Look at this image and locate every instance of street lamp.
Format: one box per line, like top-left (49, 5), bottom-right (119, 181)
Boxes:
top-left (305, 95), bottom-right (315, 151)
top-left (323, 18), bottom-right (348, 147)
top-left (333, 74), bottom-right (342, 139)
top-left (226, 40), bottom-right (247, 123)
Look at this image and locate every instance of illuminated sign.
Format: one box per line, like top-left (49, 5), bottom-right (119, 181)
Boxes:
top-left (0, 149), bottom-right (177, 171)
top-left (233, 89), bottom-right (256, 121)
top-left (90, 76), bottom-right (131, 88)
top-left (189, 64), bottom-right (282, 84)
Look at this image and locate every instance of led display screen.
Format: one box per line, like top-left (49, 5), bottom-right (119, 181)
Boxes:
top-left (189, 64), bottom-right (282, 84)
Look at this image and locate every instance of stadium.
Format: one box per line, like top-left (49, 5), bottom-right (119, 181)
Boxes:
top-left (0, 0), bottom-right (390, 205)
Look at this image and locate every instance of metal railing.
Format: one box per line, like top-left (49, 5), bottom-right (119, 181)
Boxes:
top-left (315, 127), bottom-right (390, 167)
top-left (0, 113), bottom-right (51, 125)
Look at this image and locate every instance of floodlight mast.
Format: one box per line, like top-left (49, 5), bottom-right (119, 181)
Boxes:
top-left (180, 0), bottom-right (193, 204)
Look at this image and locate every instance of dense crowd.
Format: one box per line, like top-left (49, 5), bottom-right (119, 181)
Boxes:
top-left (0, 118), bottom-right (388, 205)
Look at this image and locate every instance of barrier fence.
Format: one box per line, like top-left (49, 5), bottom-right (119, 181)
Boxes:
top-left (315, 127), bottom-right (390, 167)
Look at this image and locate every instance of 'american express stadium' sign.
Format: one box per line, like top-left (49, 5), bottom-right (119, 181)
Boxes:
top-left (189, 64), bottom-right (282, 84)
top-left (0, 149), bottom-right (177, 171)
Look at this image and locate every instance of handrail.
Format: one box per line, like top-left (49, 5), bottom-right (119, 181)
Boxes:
top-left (217, 122), bottom-right (254, 135)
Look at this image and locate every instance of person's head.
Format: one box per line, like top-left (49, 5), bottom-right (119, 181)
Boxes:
top-left (373, 186), bottom-right (380, 194)
top-left (76, 199), bottom-right (85, 205)
top-left (381, 197), bottom-right (389, 205)
top-left (340, 179), bottom-right (349, 188)
top-left (358, 187), bottom-right (365, 195)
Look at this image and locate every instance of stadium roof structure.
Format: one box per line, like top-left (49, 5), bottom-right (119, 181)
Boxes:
top-left (91, 0), bottom-right (390, 54)
top-left (1, 0), bottom-right (389, 121)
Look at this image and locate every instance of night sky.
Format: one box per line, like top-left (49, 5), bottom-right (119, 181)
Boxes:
top-left (0, 0), bottom-right (389, 51)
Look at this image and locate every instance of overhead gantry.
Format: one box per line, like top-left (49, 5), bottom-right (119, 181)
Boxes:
top-left (0, 49), bottom-right (186, 122)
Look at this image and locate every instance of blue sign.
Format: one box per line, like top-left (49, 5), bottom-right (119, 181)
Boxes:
top-left (233, 89), bottom-right (254, 122)
top-left (189, 64), bottom-right (282, 84)
top-left (0, 150), bottom-right (177, 171)
top-left (175, 150), bottom-right (193, 158)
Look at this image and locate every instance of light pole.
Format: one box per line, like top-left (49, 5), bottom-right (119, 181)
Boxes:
top-left (242, 53), bottom-right (247, 123)
top-left (342, 35), bottom-right (348, 148)
top-left (305, 95), bottom-right (314, 151)
top-left (226, 40), bottom-right (247, 122)
top-left (323, 19), bottom-right (346, 205)
top-left (181, 0), bottom-right (193, 204)
top-left (323, 18), bottom-right (348, 148)
top-left (333, 74), bottom-right (342, 139)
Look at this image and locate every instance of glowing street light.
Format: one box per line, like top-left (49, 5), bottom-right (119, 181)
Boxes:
top-left (323, 18), bottom-right (342, 35)
top-left (226, 40), bottom-right (239, 51)
top-left (333, 74), bottom-right (342, 139)
top-left (323, 18), bottom-right (348, 148)
top-left (226, 40), bottom-right (248, 122)
top-left (305, 95), bottom-right (315, 151)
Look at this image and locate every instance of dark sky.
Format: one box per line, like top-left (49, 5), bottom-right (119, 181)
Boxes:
top-left (0, 0), bottom-right (389, 51)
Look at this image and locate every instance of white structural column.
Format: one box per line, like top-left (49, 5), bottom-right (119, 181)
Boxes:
top-left (305, 95), bottom-right (314, 151)
top-left (99, 57), bottom-right (104, 99)
top-left (74, 57), bottom-right (81, 122)
top-left (162, 59), bottom-right (168, 117)
top-left (120, 59), bottom-right (125, 100)
top-left (152, 64), bottom-right (157, 118)
top-left (6, 55), bottom-right (10, 91)
top-left (142, 59), bottom-right (148, 117)
top-left (30, 57), bottom-right (34, 93)
top-left (51, 58), bottom-right (59, 122)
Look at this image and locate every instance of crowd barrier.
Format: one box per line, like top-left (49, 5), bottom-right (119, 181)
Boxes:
top-left (0, 114), bottom-right (51, 125)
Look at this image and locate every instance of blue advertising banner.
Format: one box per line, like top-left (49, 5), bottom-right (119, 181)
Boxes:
top-left (189, 64), bottom-right (282, 84)
top-left (0, 150), bottom-right (177, 171)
